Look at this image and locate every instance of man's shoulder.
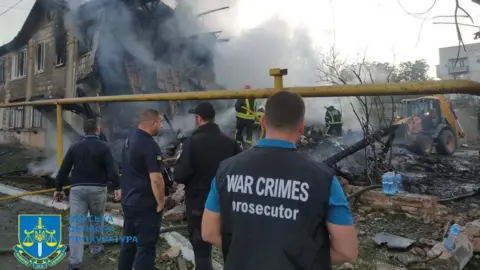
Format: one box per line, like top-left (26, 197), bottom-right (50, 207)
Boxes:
top-left (218, 150), bottom-right (249, 169)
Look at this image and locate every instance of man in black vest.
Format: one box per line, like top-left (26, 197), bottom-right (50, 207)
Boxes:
top-left (175, 102), bottom-right (241, 270)
top-left (201, 91), bottom-right (358, 270)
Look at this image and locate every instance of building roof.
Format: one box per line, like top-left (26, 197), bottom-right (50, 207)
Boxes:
top-left (0, 0), bottom-right (50, 56)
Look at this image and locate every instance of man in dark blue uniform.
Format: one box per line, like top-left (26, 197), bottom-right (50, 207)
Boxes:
top-left (54, 118), bottom-right (120, 270)
top-left (118, 109), bottom-right (166, 270)
top-left (201, 91), bottom-right (358, 269)
top-left (174, 102), bottom-right (241, 270)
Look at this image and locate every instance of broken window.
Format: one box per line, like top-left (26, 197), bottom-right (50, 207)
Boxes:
top-left (31, 108), bottom-right (42, 128)
top-left (0, 58), bottom-right (4, 84)
top-left (14, 107), bottom-right (24, 128)
top-left (56, 33), bottom-right (67, 66)
top-left (35, 43), bottom-right (45, 73)
top-left (449, 57), bottom-right (468, 67)
top-left (11, 49), bottom-right (27, 79)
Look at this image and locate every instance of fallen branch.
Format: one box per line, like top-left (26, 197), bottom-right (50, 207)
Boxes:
top-left (347, 185), bottom-right (382, 200)
top-left (438, 188), bottom-right (480, 203)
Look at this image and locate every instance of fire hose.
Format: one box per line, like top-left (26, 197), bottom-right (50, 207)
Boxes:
top-left (241, 106), bottom-right (265, 139)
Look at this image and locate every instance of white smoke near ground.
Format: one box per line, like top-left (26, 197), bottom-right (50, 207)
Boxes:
top-left (27, 119), bottom-right (74, 177)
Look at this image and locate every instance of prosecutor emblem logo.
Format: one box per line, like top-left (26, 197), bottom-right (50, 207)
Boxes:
top-left (13, 215), bottom-right (67, 269)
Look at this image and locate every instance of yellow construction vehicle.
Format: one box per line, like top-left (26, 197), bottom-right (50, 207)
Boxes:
top-left (392, 95), bottom-right (465, 156)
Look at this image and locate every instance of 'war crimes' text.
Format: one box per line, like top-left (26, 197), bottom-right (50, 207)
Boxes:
top-left (226, 174), bottom-right (310, 220)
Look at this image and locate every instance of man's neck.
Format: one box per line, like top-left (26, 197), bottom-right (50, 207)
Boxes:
top-left (137, 125), bottom-right (151, 135)
top-left (198, 121), bottom-right (212, 127)
top-left (264, 132), bottom-right (297, 145)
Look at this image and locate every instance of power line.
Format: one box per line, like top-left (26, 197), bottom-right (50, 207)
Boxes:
top-left (0, 5), bottom-right (29, 11)
top-left (397, 0), bottom-right (436, 17)
top-left (0, 0), bottom-right (27, 18)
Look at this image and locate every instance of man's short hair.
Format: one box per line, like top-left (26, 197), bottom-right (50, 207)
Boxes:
top-left (264, 91), bottom-right (305, 131)
top-left (139, 109), bottom-right (161, 122)
top-left (84, 118), bottom-right (99, 134)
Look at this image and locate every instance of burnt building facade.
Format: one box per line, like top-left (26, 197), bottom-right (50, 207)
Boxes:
top-left (0, 0), bottom-right (221, 149)
top-left (0, 0), bottom-right (77, 149)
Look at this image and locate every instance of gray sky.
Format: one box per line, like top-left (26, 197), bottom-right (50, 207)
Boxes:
top-left (2, 0), bottom-right (480, 78)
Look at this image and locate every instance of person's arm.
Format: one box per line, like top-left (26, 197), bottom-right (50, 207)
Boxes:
top-left (202, 178), bottom-right (222, 247)
top-left (235, 99), bottom-right (244, 112)
top-left (104, 146), bottom-right (120, 189)
top-left (173, 138), bottom-right (194, 184)
top-left (145, 144), bottom-right (165, 210)
top-left (325, 111), bottom-right (330, 123)
top-left (327, 176), bottom-right (358, 265)
top-left (233, 140), bottom-right (242, 155)
top-left (55, 146), bottom-right (75, 191)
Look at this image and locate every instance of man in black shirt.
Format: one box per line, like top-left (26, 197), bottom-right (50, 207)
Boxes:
top-left (174, 102), bottom-right (241, 270)
top-left (118, 109), bottom-right (165, 270)
top-left (54, 118), bottom-right (120, 270)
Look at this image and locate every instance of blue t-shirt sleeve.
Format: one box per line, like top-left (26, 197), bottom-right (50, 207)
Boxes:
top-left (327, 176), bottom-right (353, 225)
top-left (205, 178), bottom-right (220, 213)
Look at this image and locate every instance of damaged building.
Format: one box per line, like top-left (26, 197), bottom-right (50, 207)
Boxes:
top-left (0, 0), bottom-right (225, 149)
top-left (0, 0), bottom-right (75, 149)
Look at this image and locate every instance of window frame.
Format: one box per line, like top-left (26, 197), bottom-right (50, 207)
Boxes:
top-left (14, 106), bottom-right (24, 129)
top-left (11, 49), bottom-right (27, 80)
top-left (55, 34), bottom-right (67, 67)
top-left (35, 42), bottom-right (46, 74)
top-left (0, 57), bottom-right (5, 85)
top-left (6, 109), bottom-right (14, 129)
top-left (31, 108), bottom-right (43, 128)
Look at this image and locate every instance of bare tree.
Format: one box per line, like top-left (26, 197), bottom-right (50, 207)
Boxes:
top-left (317, 47), bottom-right (396, 184)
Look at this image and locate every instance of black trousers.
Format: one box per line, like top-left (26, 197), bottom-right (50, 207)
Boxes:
top-left (326, 124), bottom-right (343, 136)
top-left (235, 118), bottom-right (254, 145)
top-left (186, 202), bottom-right (212, 270)
top-left (118, 205), bottom-right (162, 270)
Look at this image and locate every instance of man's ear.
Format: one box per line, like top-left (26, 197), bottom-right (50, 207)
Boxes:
top-left (298, 119), bottom-right (305, 135)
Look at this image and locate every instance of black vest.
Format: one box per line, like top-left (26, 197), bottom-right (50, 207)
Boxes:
top-left (216, 146), bottom-right (333, 270)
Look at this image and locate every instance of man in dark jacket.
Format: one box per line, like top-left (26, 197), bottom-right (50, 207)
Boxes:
top-left (174, 102), bottom-right (242, 270)
top-left (54, 118), bottom-right (120, 270)
top-left (235, 85), bottom-right (257, 149)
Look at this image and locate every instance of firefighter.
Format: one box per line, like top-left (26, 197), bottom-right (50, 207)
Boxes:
top-left (325, 105), bottom-right (343, 136)
top-left (201, 91), bottom-right (358, 269)
top-left (235, 85), bottom-right (257, 148)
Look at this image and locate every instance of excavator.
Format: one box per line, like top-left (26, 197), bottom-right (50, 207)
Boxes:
top-left (392, 95), bottom-right (465, 156)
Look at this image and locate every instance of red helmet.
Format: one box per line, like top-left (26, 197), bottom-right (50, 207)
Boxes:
top-left (244, 85), bottom-right (251, 90)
